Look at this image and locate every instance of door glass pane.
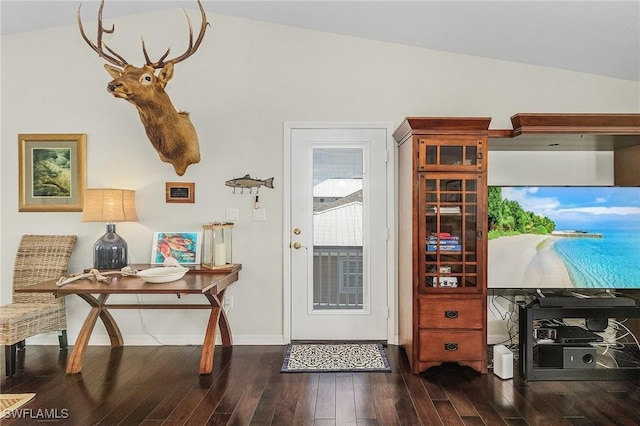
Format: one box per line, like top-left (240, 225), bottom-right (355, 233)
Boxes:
top-left (465, 146), bottom-right (477, 165)
top-left (312, 148), bottom-right (364, 310)
top-left (426, 146), bottom-right (437, 164)
top-left (441, 146), bottom-right (463, 165)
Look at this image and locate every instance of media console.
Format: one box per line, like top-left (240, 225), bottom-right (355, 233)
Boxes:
top-left (519, 301), bottom-right (640, 381)
top-left (536, 296), bottom-right (636, 308)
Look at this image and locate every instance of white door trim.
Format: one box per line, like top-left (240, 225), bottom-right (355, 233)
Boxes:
top-left (283, 122), bottom-right (397, 344)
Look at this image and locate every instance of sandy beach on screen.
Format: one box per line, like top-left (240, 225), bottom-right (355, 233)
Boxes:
top-left (488, 234), bottom-right (573, 288)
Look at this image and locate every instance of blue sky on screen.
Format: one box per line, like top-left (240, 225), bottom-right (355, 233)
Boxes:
top-left (501, 187), bottom-right (640, 230)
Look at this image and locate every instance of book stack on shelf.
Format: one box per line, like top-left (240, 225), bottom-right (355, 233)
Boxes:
top-left (426, 206), bottom-right (462, 214)
top-left (427, 232), bottom-right (461, 252)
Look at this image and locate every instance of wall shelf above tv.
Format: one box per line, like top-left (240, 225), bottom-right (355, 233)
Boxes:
top-left (488, 113), bottom-right (640, 151)
top-left (488, 113), bottom-right (640, 185)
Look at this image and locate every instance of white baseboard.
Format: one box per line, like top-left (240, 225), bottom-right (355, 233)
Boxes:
top-left (28, 333), bottom-right (505, 348)
top-left (389, 333), bottom-right (399, 346)
top-left (26, 333), bottom-right (286, 346)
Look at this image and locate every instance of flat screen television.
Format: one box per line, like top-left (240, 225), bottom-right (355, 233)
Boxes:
top-left (488, 186), bottom-right (640, 289)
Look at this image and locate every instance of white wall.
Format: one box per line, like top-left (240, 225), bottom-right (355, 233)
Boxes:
top-left (2, 8), bottom-right (638, 346)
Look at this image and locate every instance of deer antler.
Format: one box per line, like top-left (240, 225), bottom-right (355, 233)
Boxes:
top-left (78, 0), bottom-right (208, 70)
top-left (143, 0), bottom-right (209, 69)
top-left (77, 0), bottom-right (128, 67)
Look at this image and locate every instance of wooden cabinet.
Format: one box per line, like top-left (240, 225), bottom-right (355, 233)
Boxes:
top-left (394, 117), bottom-right (490, 374)
top-left (614, 144), bottom-right (640, 186)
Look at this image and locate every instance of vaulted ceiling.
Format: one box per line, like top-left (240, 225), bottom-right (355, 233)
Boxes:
top-left (2, 1), bottom-right (639, 82)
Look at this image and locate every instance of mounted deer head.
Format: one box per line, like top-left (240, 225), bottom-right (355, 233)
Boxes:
top-left (78, 0), bottom-right (208, 176)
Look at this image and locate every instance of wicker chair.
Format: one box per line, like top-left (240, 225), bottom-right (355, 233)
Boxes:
top-left (0, 235), bottom-right (76, 376)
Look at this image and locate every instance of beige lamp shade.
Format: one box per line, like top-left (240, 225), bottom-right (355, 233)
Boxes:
top-left (81, 188), bottom-right (139, 222)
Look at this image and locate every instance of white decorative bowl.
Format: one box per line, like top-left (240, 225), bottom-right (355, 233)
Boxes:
top-left (137, 266), bottom-right (188, 283)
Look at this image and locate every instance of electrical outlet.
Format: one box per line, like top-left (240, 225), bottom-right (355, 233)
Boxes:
top-left (223, 296), bottom-right (233, 311)
top-left (226, 208), bottom-right (239, 221)
top-left (252, 208), bottom-right (266, 221)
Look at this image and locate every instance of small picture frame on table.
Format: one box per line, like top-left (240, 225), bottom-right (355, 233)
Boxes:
top-left (166, 182), bottom-right (195, 203)
top-left (150, 232), bottom-right (202, 265)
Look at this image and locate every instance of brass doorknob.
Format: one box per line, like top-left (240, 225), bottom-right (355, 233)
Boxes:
top-left (292, 242), bottom-right (302, 249)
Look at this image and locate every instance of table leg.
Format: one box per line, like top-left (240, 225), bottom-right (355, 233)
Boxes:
top-left (218, 307), bottom-right (233, 347)
top-left (67, 294), bottom-right (123, 374)
top-left (215, 289), bottom-right (233, 347)
top-left (199, 289), bottom-right (233, 374)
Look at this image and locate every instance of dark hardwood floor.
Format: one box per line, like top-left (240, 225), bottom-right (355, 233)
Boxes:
top-left (2, 344), bottom-right (640, 425)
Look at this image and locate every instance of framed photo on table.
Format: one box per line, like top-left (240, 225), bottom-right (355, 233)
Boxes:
top-left (18, 133), bottom-right (87, 212)
top-left (150, 232), bottom-right (202, 265)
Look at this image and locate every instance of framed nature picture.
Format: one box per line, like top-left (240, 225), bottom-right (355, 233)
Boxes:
top-left (150, 232), bottom-right (202, 265)
top-left (18, 133), bottom-right (87, 212)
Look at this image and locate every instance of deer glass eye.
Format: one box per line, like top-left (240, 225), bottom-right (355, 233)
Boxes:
top-left (140, 74), bottom-right (153, 85)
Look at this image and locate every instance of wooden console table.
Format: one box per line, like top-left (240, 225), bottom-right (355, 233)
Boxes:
top-left (15, 264), bottom-right (241, 375)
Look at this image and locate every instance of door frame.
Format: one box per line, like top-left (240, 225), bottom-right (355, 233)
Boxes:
top-left (283, 122), bottom-right (397, 344)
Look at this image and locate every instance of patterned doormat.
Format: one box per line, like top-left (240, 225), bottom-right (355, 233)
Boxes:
top-left (280, 343), bottom-right (391, 373)
top-left (0, 393), bottom-right (35, 413)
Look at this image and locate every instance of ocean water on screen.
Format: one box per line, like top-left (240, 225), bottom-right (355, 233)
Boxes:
top-left (553, 229), bottom-right (640, 289)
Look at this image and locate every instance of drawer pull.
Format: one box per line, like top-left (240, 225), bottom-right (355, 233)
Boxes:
top-left (444, 310), bottom-right (458, 319)
top-left (444, 343), bottom-right (458, 351)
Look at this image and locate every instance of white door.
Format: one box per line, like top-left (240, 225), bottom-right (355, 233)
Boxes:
top-left (286, 125), bottom-right (391, 340)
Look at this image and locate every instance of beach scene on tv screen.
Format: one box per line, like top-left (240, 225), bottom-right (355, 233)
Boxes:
top-left (488, 186), bottom-right (640, 289)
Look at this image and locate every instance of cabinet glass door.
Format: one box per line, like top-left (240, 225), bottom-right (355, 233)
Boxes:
top-left (419, 173), bottom-right (483, 293)
top-left (418, 137), bottom-right (484, 172)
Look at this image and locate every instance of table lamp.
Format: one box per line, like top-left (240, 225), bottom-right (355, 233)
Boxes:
top-left (82, 188), bottom-right (138, 270)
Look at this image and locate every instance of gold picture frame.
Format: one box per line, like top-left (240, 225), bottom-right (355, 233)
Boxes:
top-left (18, 134), bottom-right (87, 212)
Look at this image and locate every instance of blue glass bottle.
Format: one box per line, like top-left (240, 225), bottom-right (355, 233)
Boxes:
top-left (94, 223), bottom-right (128, 269)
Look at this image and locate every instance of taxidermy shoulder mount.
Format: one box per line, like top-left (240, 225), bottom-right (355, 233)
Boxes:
top-left (78, 0), bottom-right (209, 176)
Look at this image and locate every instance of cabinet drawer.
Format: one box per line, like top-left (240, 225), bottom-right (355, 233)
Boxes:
top-left (419, 330), bottom-right (483, 361)
top-left (418, 297), bottom-right (483, 329)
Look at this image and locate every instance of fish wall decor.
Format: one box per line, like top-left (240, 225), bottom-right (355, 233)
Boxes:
top-left (225, 174), bottom-right (274, 194)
